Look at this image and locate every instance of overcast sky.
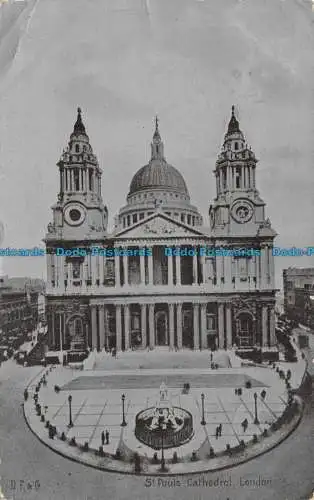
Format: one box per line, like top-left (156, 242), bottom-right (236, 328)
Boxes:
top-left (0, 0), bottom-right (313, 287)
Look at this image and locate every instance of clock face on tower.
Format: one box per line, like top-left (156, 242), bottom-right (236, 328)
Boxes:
top-left (64, 203), bottom-right (86, 226)
top-left (230, 200), bottom-right (253, 224)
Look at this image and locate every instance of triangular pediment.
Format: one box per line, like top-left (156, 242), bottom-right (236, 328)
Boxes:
top-left (113, 213), bottom-right (207, 239)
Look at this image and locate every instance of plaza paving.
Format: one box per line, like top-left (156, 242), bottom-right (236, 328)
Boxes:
top-left (23, 347), bottom-right (303, 473)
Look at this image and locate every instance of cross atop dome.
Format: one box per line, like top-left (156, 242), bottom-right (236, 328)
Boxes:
top-left (227, 105), bottom-right (241, 135)
top-left (73, 106), bottom-right (87, 136)
top-left (153, 114), bottom-right (161, 143)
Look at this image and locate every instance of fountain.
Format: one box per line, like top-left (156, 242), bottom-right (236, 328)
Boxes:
top-left (135, 382), bottom-right (194, 450)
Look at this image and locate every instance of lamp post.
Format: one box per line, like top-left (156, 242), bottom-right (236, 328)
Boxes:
top-left (253, 392), bottom-right (259, 425)
top-left (68, 395), bottom-right (73, 428)
top-left (159, 419), bottom-right (167, 472)
top-left (121, 394), bottom-right (127, 426)
top-left (201, 393), bottom-right (206, 425)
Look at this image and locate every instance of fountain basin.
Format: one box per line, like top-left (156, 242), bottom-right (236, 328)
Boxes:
top-left (135, 406), bottom-right (194, 450)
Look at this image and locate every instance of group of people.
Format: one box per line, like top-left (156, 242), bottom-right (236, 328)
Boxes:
top-left (215, 423), bottom-right (223, 438)
top-left (101, 430), bottom-right (110, 446)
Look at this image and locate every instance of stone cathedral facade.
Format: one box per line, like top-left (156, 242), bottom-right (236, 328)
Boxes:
top-left (44, 107), bottom-right (278, 360)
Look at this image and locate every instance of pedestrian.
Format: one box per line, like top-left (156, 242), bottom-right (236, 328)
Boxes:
top-left (215, 426), bottom-right (219, 439)
top-left (105, 429), bottom-right (109, 445)
top-left (218, 423), bottom-right (222, 436)
top-left (241, 418), bottom-right (248, 432)
top-left (24, 389), bottom-right (28, 401)
top-left (101, 430), bottom-right (105, 446)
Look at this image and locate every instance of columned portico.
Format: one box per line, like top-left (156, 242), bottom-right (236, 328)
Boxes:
top-left (45, 108), bottom-right (278, 361)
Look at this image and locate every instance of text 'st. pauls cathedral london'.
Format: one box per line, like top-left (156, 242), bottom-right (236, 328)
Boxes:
top-left (45, 106), bottom-right (279, 361)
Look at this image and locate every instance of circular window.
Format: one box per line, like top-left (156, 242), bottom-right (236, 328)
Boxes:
top-left (69, 209), bottom-right (81, 222)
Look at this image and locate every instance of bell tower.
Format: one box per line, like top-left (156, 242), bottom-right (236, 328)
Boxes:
top-left (45, 108), bottom-right (108, 299)
top-left (209, 106), bottom-right (275, 239)
top-left (46, 108), bottom-right (108, 243)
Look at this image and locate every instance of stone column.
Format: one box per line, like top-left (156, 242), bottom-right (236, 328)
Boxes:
top-left (200, 254), bottom-right (206, 284)
top-left (99, 305), bottom-right (105, 350)
top-left (261, 246), bottom-right (268, 288)
top-left (148, 304), bottom-right (155, 348)
top-left (226, 304), bottom-right (232, 348)
top-left (124, 304), bottom-right (130, 350)
top-left (123, 254), bottom-right (129, 286)
top-left (47, 254), bottom-right (52, 285)
top-left (51, 310), bottom-right (55, 347)
top-left (99, 255), bottom-right (104, 286)
top-left (176, 303), bottom-right (182, 349)
top-left (115, 254), bottom-right (120, 287)
top-left (169, 303), bottom-right (175, 348)
top-left (175, 254), bottom-right (181, 285)
top-left (140, 252), bottom-right (145, 285)
top-left (116, 304), bottom-right (122, 352)
top-left (193, 303), bottom-right (200, 350)
top-left (192, 253), bottom-right (198, 285)
top-left (168, 254), bottom-right (173, 286)
top-left (200, 303), bottom-right (207, 349)
top-left (268, 247), bottom-right (274, 287)
top-left (91, 305), bottom-right (98, 350)
top-left (218, 303), bottom-right (224, 349)
top-left (70, 169), bottom-right (74, 191)
top-left (262, 305), bottom-right (268, 347)
top-left (269, 307), bottom-right (276, 346)
top-left (216, 255), bottom-right (223, 283)
top-left (148, 249), bottom-right (154, 286)
top-left (141, 304), bottom-right (147, 348)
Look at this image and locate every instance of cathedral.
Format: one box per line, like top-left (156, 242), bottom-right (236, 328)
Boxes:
top-left (44, 107), bottom-right (278, 360)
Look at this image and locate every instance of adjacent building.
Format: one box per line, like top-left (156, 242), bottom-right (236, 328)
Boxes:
top-left (45, 107), bottom-right (278, 359)
top-left (283, 267), bottom-right (314, 328)
top-left (0, 275), bottom-right (39, 346)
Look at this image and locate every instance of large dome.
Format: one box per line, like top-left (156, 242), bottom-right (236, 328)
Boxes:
top-left (129, 159), bottom-right (189, 196)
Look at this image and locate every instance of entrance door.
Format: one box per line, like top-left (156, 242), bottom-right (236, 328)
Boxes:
top-left (155, 311), bottom-right (168, 346)
top-left (236, 313), bottom-right (254, 347)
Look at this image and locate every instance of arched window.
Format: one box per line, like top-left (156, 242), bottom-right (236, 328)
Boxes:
top-left (234, 142), bottom-right (239, 150)
top-left (75, 144), bottom-right (80, 153)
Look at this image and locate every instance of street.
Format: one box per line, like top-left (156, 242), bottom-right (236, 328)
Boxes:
top-left (0, 347), bottom-right (313, 500)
